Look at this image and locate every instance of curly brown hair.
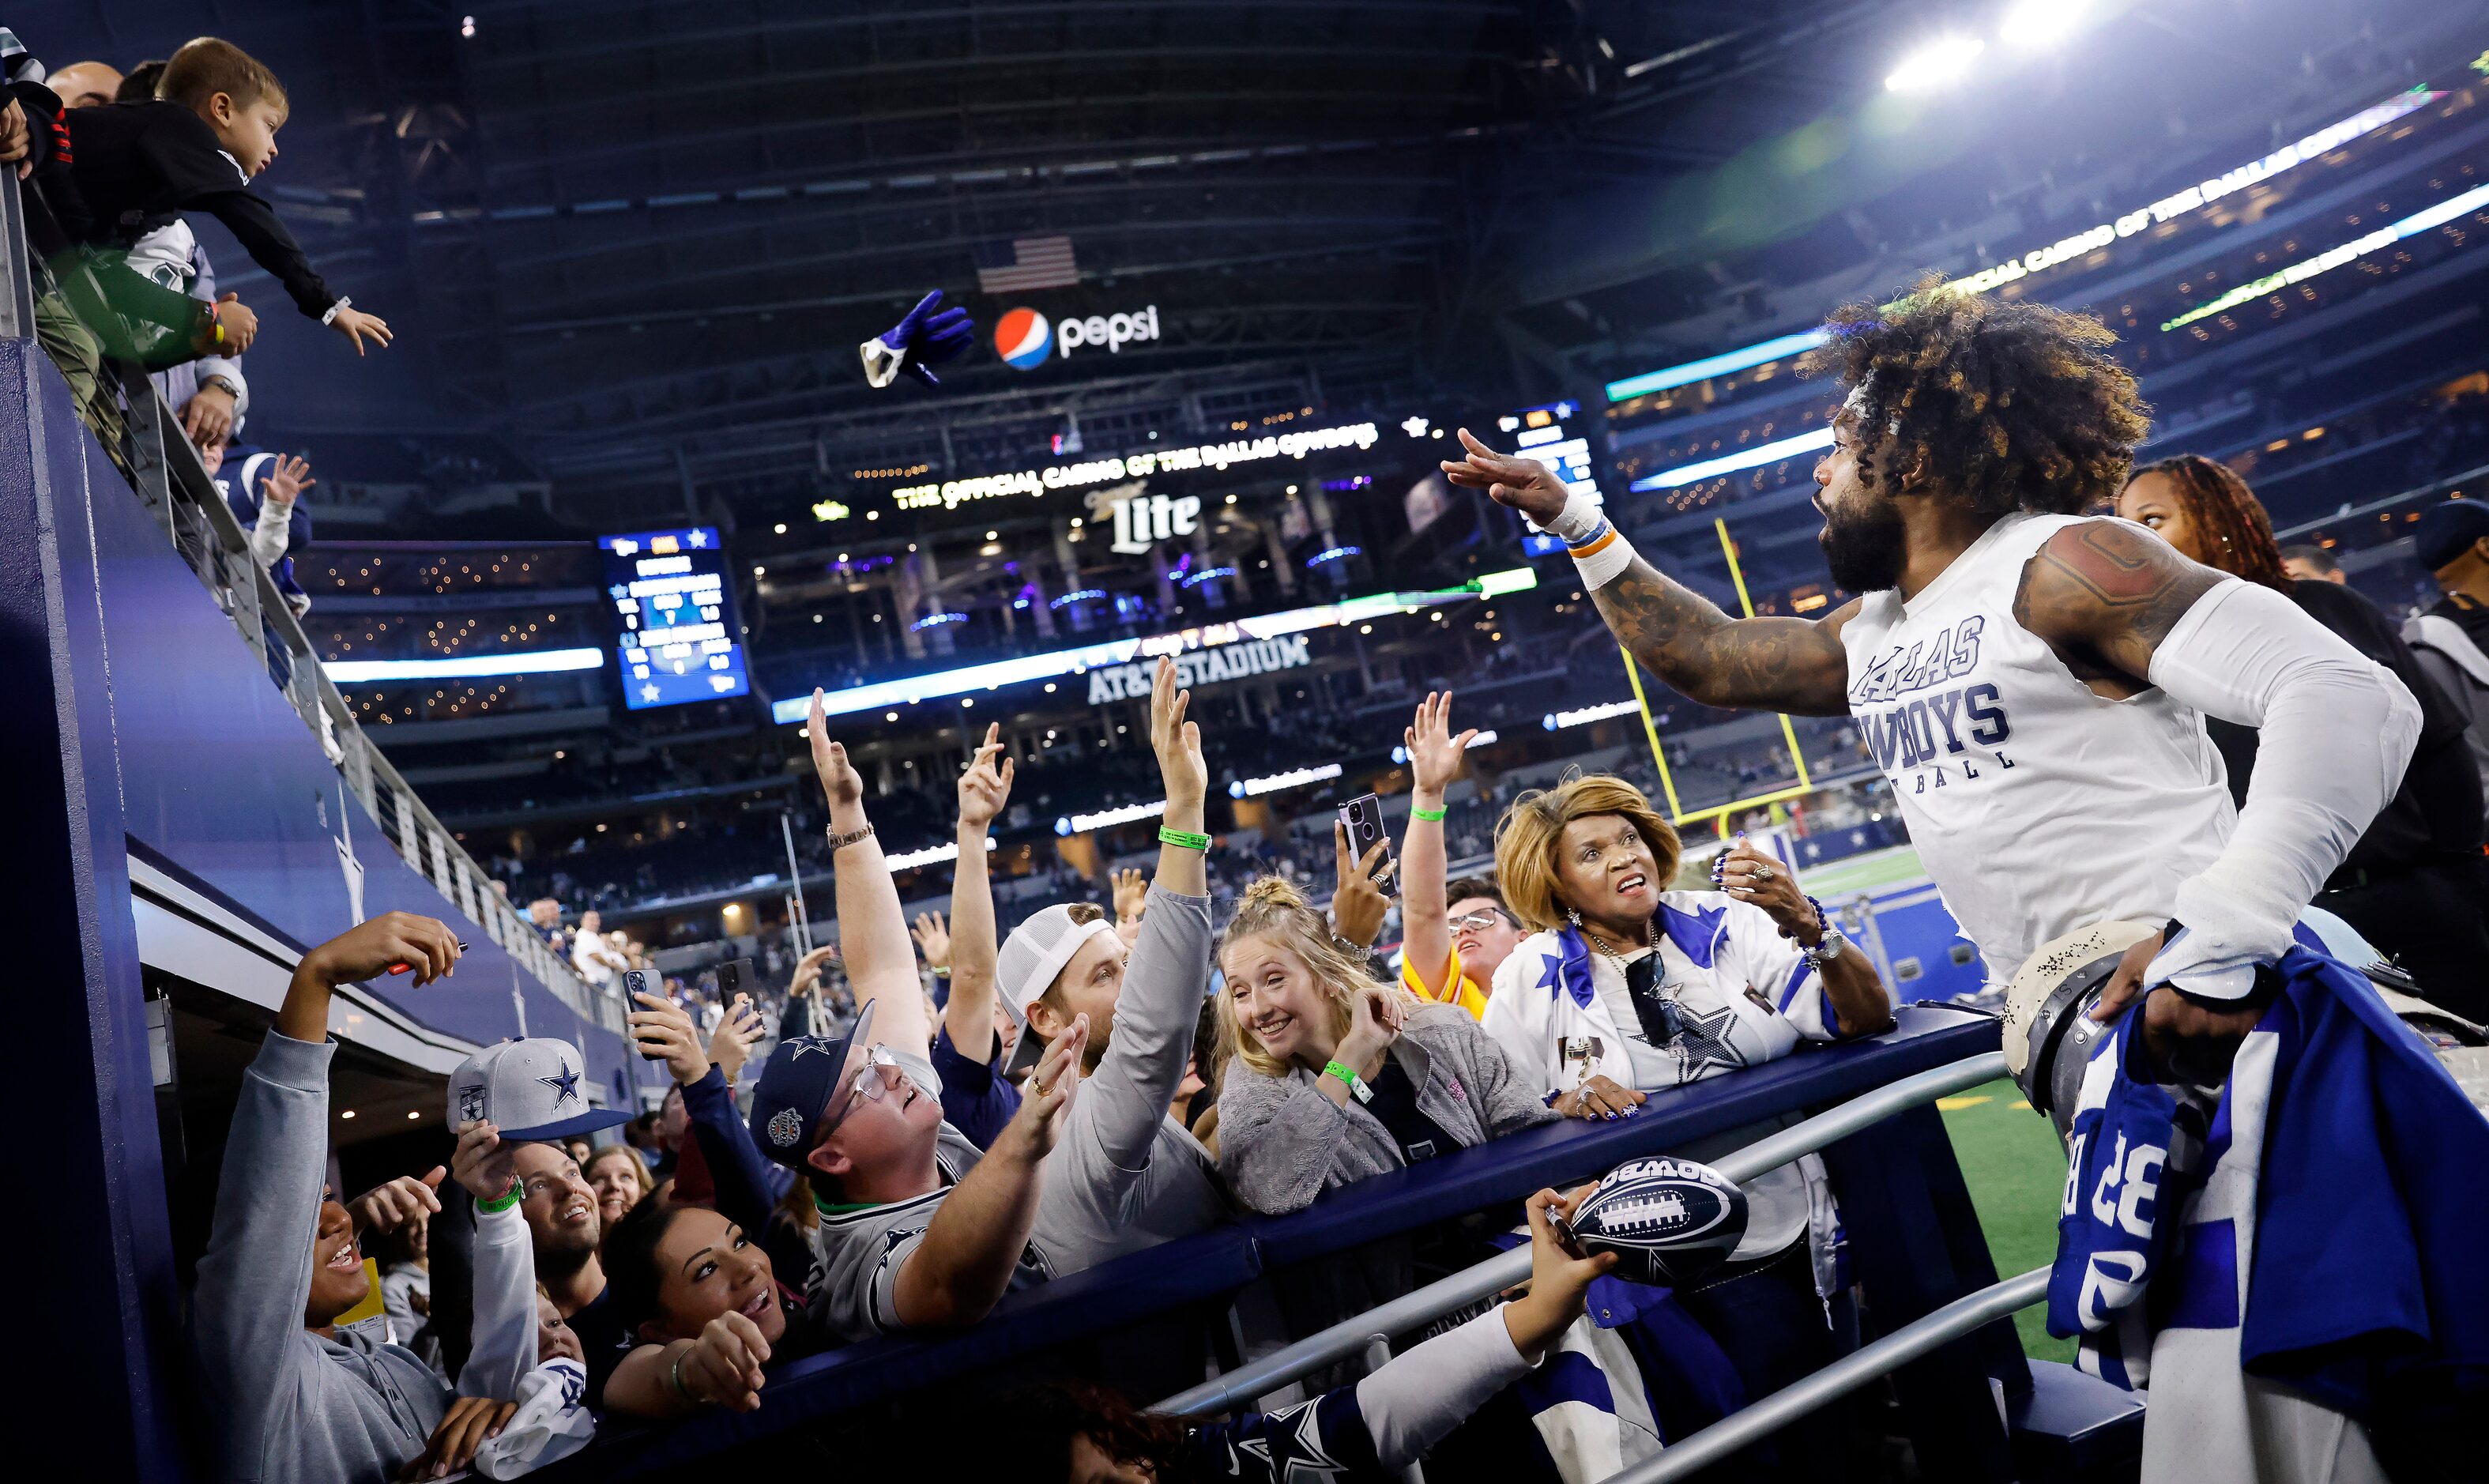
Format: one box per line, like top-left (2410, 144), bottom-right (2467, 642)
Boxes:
top-left (1800, 273), bottom-right (2151, 516)
top-left (2126, 454), bottom-right (2291, 593)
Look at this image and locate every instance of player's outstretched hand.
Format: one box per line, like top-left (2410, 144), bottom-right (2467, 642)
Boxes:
top-left (1441, 428), bottom-right (1569, 525)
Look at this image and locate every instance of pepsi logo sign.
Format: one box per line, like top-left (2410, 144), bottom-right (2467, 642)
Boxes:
top-left (995, 307), bottom-right (1052, 370)
top-left (995, 303), bottom-right (1162, 369)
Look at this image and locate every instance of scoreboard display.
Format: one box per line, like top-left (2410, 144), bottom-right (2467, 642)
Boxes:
top-left (599, 526), bottom-right (751, 710)
top-left (1501, 399), bottom-right (1598, 559)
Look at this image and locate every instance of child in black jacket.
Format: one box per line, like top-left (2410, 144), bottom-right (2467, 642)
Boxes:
top-left (14, 36), bottom-right (390, 361)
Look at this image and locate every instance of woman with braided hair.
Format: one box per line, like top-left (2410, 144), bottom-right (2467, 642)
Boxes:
top-left (2118, 455), bottom-right (2487, 1011)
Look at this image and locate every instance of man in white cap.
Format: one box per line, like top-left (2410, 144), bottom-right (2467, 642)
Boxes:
top-left (431, 1034), bottom-right (634, 1401)
top-left (753, 660), bottom-right (1229, 1344)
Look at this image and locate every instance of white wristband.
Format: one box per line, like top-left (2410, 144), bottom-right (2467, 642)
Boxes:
top-left (1532, 488), bottom-right (1609, 544)
top-left (1570, 522), bottom-right (1636, 590)
top-left (320, 296), bottom-right (351, 326)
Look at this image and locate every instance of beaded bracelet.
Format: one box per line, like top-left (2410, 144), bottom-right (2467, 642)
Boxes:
top-left (1158, 826), bottom-right (1211, 850)
top-left (1777, 894), bottom-right (1830, 944)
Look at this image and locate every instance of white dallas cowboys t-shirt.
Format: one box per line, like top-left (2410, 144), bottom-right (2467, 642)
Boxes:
top-left (1836, 513), bottom-right (2235, 985)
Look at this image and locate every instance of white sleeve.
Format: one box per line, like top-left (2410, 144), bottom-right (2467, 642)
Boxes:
top-left (458, 1201), bottom-right (540, 1401)
top-left (1478, 949), bottom-right (1553, 1098)
top-left (2143, 578), bottom-right (2422, 1000)
top-left (247, 474), bottom-right (292, 572)
top-left (1353, 1306), bottom-right (1536, 1471)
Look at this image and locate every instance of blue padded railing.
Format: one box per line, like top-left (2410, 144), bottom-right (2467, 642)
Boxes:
top-left (546, 1004), bottom-right (2000, 1479)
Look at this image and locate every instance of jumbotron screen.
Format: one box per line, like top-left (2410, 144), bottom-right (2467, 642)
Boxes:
top-left (598, 525), bottom-right (751, 710)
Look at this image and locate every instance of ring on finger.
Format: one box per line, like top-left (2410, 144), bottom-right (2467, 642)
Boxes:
top-left (1749, 864), bottom-right (1775, 882)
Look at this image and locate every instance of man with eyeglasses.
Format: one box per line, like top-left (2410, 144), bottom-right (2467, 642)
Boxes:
top-left (747, 661), bottom-right (1218, 1343)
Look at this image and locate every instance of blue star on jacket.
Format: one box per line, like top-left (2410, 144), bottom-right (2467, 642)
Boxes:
top-left (1655, 900), bottom-right (1728, 969)
top-left (1667, 1004), bottom-right (1749, 1082)
top-left (537, 1063), bottom-right (582, 1106)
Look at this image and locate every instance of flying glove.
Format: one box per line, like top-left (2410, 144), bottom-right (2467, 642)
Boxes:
top-left (860, 290), bottom-right (976, 389)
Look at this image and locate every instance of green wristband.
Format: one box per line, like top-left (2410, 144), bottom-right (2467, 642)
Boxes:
top-left (1158, 827), bottom-right (1211, 851)
top-left (1411, 806), bottom-right (1448, 822)
top-left (1323, 1060), bottom-right (1373, 1103)
top-left (477, 1180), bottom-right (523, 1215)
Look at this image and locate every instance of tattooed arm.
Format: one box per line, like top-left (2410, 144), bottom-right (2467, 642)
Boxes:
top-left (1442, 430), bottom-right (1855, 715)
top-left (2019, 518), bottom-right (2420, 1030)
top-left (2011, 518), bottom-right (2227, 693)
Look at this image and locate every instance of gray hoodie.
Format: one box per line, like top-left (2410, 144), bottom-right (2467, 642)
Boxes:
top-left (191, 1031), bottom-right (536, 1484)
top-left (1219, 1002), bottom-right (1559, 1215)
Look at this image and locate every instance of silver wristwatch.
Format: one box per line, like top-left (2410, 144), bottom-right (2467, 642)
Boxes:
top-left (1802, 926), bottom-right (1847, 967)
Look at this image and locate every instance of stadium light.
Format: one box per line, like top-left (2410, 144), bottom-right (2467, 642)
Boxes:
top-left (2161, 179), bottom-right (2489, 331)
top-left (1543, 699), bottom-right (1641, 730)
top-left (884, 836), bottom-right (998, 872)
top-left (324, 646), bottom-right (604, 683)
top-left (774, 568), bottom-right (1538, 723)
top-left (1999, 0), bottom-right (2086, 49)
top-left (1629, 426), bottom-right (1834, 492)
top-left (1056, 800), bottom-right (1167, 836)
top-left (1229, 763), bottom-right (1343, 799)
top-left (1885, 35), bottom-right (1985, 92)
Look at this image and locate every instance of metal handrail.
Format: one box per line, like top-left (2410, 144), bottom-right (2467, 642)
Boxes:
top-left (1599, 1268), bottom-right (2050, 1484)
top-left (4, 171), bottom-right (619, 1033)
top-left (1153, 1050), bottom-right (2010, 1418)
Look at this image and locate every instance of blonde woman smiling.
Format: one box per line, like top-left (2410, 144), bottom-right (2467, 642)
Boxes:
top-left (1214, 879), bottom-right (1555, 1216)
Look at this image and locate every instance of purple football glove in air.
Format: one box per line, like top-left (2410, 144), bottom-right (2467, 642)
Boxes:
top-left (862, 289), bottom-right (975, 388)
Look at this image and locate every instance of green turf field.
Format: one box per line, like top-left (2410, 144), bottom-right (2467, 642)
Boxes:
top-left (1937, 1079), bottom-right (2075, 1362)
top-left (1801, 843), bottom-right (1930, 898)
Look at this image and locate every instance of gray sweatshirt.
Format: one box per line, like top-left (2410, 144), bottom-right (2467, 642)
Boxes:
top-left (1218, 1002), bottom-right (1559, 1215)
top-left (1030, 885), bottom-right (1232, 1270)
top-left (191, 1031), bottom-right (537, 1484)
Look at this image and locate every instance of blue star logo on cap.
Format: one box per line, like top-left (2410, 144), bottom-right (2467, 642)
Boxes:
top-left (785, 1037), bottom-right (838, 1060)
top-left (538, 1062), bottom-right (582, 1106)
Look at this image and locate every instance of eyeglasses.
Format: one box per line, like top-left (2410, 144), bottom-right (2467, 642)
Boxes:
top-left (819, 1045), bottom-right (902, 1136)
top-left (1448, 910), bottom-right (1512, 934)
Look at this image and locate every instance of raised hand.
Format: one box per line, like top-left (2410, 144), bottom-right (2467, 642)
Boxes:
top-left (1440, 427), bottom-right (1570, 526)
top-left (1713, 837), bottom-right (1817, 943)
top-left (710, 992), bottom-right (764, 1085)
top-left (1335, 985), bottom-right (1403, 1078)
top-left (680, 1311), bottom-right (771, 1411)
top-left (1329, 821), bottom-right (1392, 949)
top-left (262, 453), bottom-right (314, 506)
top-left (957, 723), bottom-right (1015, 831)
top-left (1004, 1014), bottom-right (1089, 1160)
top-left (1147, 657), bottom-right (1207, 805)
top-left (206, 292), bottom-right (258, 355)
top-left (350, 1167), bottom-right (446, 1234)
top-left (789, 944), bottom-right (839, 996)
top-left (303, 912), bottom-right (462, 989)
top-left (449, 1121), bottom-right (518, 1205)
top-left (1406, 691), bottom-right (1478, 798)
top-left (1110, 867), bottom-right (1149, 925)
top-left (808, 690), bottom-right (864, 808)
top-left (630, 990), bottom-right (713, 1087)
top-left (910, 911), bottom-right (952, 973)
top-left (1501, 1186), bottom-right (1621, 1362)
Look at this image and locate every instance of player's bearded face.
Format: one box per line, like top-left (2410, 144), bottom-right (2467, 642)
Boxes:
top-left (1818, 487), bottom-right (1908, 593)
top-left (1813, 403), bottom-right (1910, 593)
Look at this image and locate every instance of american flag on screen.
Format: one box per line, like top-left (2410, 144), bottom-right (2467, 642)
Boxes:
top-left (973, 236), bottom-right (1079, 293)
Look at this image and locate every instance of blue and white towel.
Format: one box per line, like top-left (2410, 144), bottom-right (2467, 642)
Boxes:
top-left (2048, 943), bottom-right (2489, 1481)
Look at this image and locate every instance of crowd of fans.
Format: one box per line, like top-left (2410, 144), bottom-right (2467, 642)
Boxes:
top-left (198, 662), bottom-right (1917, 1482)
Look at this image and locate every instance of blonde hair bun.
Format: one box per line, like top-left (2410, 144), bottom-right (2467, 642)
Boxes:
top-left (1239, 876), bottom-right (1310, 912)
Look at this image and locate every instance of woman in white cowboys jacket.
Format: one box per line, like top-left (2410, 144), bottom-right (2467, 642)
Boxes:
top-left (1481, 772), bottom-right (1892, 1479)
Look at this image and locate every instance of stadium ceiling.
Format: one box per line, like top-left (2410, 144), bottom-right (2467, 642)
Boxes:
top-left (43, 0), bottom-right (2477, 514)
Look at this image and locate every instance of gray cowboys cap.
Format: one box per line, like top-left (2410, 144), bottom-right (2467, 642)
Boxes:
top-left (447, 1038), bottom-right (630, 1141)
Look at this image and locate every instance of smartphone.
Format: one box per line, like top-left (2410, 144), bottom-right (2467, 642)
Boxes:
top-left (1335, 793), bottom-right (1395, 883)
top-left (623, 968), bottom-right (665, 1059)
top-left (718, 958), bottom-right (751, 1001)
